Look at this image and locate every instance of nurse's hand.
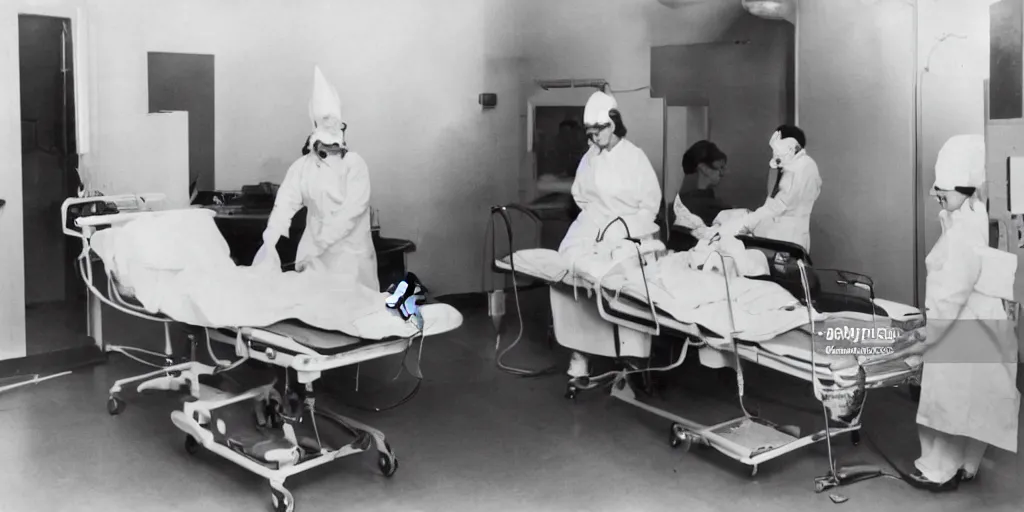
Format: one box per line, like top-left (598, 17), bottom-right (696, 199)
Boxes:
top-left (691, 226), bottom-right (713, 240)
top-left (716, 219), bottom-right (748, 238)
top-left (252, 243), bottom-right (282, 273)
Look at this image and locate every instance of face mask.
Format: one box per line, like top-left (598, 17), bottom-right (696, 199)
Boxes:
top-left (306, 119), bottom-right (348, 159)
top-left (769, 131), bottom-right (800, 169)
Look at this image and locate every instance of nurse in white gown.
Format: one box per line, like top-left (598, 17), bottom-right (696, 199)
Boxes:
top-left (907, 134), bottom-right (1020, 491)
top-left (551, 91), bottom-right (663, 383)
top-left (253, 66), bottom-right (380, 292)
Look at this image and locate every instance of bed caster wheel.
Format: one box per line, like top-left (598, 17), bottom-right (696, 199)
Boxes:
top-left (850, 431), bottom-right (861, 446)
top-left (184, 435), bottom-right (200, 455)
top-left (107, 396), bottom-right (125, 416)
top-left (669, 426), bottom-right (681, 448)
top-left (271, 488), bottom-right (294, 512)
top-left (565, 385), bottom-right (577, 400)
top-left (669, 423), bottom-right (692, 451)
top-left (378, 453), bottom-right (398, 477)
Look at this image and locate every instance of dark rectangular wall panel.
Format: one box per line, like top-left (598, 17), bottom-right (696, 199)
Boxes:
top-left (147, 52), bottom-right (215, 191)
top-left (990, 0), bottom-right (1023, 120)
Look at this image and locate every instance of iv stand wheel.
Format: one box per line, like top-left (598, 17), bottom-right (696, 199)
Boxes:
top-left (270, 483), bottom-right (294, 512)
top-left (378, 442), bottom-right (398, 477)
top-left (107, 395), bottom-right (125, 416)
top-left (815, 479), bottom-right (826, 493)
top-left (850, 430), bottom-right (861, 446)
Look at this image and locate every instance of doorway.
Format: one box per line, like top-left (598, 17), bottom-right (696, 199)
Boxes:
top-left (19, 14), bottom-right (88, 356)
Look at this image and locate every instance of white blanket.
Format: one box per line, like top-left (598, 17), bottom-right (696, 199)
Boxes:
top-left (90, 209), bottom-right (460, 340)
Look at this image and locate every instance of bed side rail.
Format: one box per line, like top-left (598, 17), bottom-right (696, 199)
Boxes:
top-left (61, 193), bottom-right (169, 237)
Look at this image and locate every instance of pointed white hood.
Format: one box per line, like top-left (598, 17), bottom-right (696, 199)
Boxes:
top-left (307, 65), bottom-right (346, 148)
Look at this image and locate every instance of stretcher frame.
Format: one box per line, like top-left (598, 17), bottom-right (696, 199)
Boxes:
top-left (60, 195), bottom-right (426, 512)
top-left (487, 207), bottom-right (925, 478)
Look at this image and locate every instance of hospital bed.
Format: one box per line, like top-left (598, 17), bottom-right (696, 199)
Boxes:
top-left (61, 194), bottom-right (463, 512)
top-left (487, 204), bottom-right (927, 479)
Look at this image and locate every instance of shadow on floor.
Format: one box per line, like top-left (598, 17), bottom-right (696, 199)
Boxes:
top-left (1, 290), bottom-right (1021, 512)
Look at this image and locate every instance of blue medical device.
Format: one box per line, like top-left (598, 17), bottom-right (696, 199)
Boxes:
top-left (386, 272), bottom-right (427, 329)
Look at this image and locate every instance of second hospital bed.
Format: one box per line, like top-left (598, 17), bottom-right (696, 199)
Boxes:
top-left (488, 205), bottom-right (930, 479)
top-left (62, 194), bottom-right (463, 512)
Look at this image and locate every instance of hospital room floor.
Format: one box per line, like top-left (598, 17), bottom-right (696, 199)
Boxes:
top-left (1, 289), bottom-right (1021, 512)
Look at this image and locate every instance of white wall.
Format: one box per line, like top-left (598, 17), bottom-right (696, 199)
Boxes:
top-left (796, 0), bottom-right (917, 306)
top-left (1, 0), bottom-right (527, 303)
top-left (916, 0), bottom-right (990, 305)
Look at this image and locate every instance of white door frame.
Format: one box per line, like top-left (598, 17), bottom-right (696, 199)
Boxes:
top-left (0, 3), bottom-right (87, 362)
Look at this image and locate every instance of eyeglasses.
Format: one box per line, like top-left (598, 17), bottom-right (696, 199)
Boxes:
top-left (585, 123), bottom-right (611, 135)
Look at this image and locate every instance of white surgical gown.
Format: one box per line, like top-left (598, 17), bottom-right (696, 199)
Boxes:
top-left (552, 139), bottom-right (662, 361)
top-left (267, 151), bottom-right (380, 292)
top-left (745, 151), bottom-right (821, 252)
top-left (560, 139), bottom-right (662, 258)
top-left (916, 201), bottom-right (1019, 464)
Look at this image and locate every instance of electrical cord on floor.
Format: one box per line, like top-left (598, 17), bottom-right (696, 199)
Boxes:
top-left (337, 331), bottom-right (426, 413)
top-left (485, 208), bottom-right (559, 378)
top-left (861, 430), bottom-right (911, 482)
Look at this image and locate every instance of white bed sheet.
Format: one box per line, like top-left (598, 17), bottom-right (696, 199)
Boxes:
top-left (90, 208), bottom-right (462, 340)
top-left (495, 248), bottom-right (916, 344)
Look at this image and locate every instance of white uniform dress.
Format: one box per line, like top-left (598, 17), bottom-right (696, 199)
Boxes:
top-left (913, 134), bottom-right (1020, 484)
top-left (551, 137), bottom-right (662, 371)
top-left (915, 199), bottom-right (1019, 482)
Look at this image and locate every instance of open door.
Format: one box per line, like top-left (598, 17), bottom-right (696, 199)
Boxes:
top-left (0, 7), bottom-right (100, 377)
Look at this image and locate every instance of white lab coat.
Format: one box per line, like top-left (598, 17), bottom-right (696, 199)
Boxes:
top-left (267, 151), bottom-right (380, 292)
top-left (551, 139), bottom-right (662, 362)
top-left (916, 200), bottom-right (1019, 457)
top-left (745, 151), bottom-right (821, 252)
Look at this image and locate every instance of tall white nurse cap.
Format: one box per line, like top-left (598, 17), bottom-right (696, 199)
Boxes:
top-left (583, 91), bottom-right (617, 125)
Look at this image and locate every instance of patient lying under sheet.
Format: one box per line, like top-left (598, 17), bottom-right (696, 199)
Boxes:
top-left (497, 235), bottom-right (813, 341)
top-left (90, 209), bottom-right (456, 339)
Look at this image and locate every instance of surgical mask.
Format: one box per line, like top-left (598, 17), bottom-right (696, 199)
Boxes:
top-left (307, 120), bottom-right (348, 159)
top-left (585, 122), bottom-right (613, 148)
top-left (769, 131), bottom-right (800, 169)
top-left (313, 140), bottom-right (347, 159)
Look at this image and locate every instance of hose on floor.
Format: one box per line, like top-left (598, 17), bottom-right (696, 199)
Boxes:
top-left (341, 331), bottom-right (426, 413)
top-left (484, 206), bottom-right (559, 377)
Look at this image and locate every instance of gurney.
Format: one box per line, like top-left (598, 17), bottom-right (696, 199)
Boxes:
top-left (61, 194), bottom-right (463, 512)
top-left (487, 205), bottom-right (926, 479)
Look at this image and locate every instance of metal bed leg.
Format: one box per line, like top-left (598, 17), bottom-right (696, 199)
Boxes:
top-left (106, 327), bottom-right (215, 415)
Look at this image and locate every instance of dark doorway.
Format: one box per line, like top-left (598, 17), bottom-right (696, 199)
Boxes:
top-left (19, 14), bottom-right (89, 356)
